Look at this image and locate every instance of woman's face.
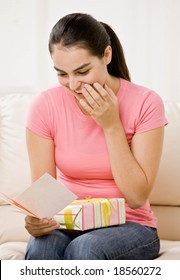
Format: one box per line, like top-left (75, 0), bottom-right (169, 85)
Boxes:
top-left (51, 45), bottom-right (111, 100)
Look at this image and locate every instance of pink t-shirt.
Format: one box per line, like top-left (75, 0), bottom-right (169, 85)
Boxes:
top-left (26, 78), bottom-right (168, 228)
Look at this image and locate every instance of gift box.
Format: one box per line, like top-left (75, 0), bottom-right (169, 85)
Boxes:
top-left (53, 198), bottom-right (126, 231)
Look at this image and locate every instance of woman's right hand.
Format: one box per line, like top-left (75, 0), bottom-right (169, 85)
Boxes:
top-left (25, 215), bottom-right (60, 237)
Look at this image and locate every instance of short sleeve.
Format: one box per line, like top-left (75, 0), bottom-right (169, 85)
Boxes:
top-left (135, 91), bottom-right (168, 134)
top-left (26, 92), bottom-right (53, 139)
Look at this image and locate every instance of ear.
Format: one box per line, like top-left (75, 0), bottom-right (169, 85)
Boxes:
top-left (104, 45), bottom-right (112, 65)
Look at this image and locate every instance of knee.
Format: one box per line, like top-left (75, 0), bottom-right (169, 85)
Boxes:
top-left (64, 234), bottom-right (104, 260)
top-left (25, 236), bottom-right (47, 260)
top-left (25, 230), bottom-right (71, 260)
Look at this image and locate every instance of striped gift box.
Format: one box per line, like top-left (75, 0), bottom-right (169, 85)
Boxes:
top-left (53, 198), bottom-right (126, 231)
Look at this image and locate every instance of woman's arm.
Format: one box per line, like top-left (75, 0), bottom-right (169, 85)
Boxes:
top-left (103, 125), bottom-right (164, 209)
top-left (79, 83), bottom-right (165, 209)
top-left (25, 128), bottom-right (59, 236)
top-left (26, 128), bottom-right (56, 182)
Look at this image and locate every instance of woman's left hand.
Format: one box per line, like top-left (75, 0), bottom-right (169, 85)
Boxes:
top-left (79, 83), bottom-right (120, 131)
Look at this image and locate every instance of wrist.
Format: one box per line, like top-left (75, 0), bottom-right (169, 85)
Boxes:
top-left (103, 122), bottom-right (123, 135)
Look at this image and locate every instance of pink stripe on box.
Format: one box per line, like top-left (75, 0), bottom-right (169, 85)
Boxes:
top-left (82, 203), bottom-right (94, 230)
top-left (92, 203), bottom-right (95, 229)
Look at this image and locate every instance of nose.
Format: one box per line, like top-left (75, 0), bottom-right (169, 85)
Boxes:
top-left (68, 76), bottom-right (81, 92)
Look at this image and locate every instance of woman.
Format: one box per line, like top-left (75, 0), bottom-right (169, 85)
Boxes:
top-left (25, 13), bottom-right (167, 260)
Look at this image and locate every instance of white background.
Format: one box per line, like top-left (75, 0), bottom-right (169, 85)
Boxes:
top-left (0, 0), bottom-right (179, 101)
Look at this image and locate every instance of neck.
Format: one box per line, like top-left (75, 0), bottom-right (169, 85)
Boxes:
top-left (106, 75), bottom-right (120, 95)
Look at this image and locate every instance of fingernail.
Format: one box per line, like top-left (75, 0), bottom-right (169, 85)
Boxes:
top-left (79, 99), bottom-right (85, 105)
top-left (93, 82), bottom-right (99, 87)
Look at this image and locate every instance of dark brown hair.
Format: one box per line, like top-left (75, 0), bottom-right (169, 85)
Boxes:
top-left (49, 13), bottom-right (130, 81)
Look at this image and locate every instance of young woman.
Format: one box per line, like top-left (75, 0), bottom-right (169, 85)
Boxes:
top-left (25, 13), bottom-right (167, 259)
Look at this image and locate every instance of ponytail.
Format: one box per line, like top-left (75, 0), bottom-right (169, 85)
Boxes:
top-left (101, 22), bottom-right (131, 81)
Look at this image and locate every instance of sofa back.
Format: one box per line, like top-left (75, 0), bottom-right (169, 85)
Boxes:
top-left (150, 101), bottom-right (180, 240)
top-left (0, 94), bottom-right (180, 240)
top-left (0, 94), bottom-right (33, 205)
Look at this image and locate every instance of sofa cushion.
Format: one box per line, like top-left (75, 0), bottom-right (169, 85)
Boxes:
top-left (0, 94), bottom-right (34, 205)
top-left (0, 205), bottom-right (30, 244)
top-left (157, 240), bottom-right (180, 260)
top-left (150, 102), bottom-right (180, 206)
top-left (0, 242), bottom-right (27, 260)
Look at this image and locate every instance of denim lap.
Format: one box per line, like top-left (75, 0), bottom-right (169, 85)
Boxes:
top-left (25, 222), bottom-right (160, 260)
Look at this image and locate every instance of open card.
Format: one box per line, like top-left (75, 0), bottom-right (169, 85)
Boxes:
top-left (0, 173), bottom-right (77, 218)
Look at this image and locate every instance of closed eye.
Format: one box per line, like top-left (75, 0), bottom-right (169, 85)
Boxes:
top-left (77, 70), bottom-right (90, 75)
top-left (57, 70), bottom-right (90, 77)
top-left (54, 63), bottom-right (91, 77)
top-left (57, 72), bottom-right (67, 76)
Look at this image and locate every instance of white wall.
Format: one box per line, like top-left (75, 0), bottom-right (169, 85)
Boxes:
top-left (0, 0), bottom-right (179, 101)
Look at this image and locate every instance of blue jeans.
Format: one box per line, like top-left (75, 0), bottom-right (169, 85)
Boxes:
top-left (25, 222), bottom-right (160, 260)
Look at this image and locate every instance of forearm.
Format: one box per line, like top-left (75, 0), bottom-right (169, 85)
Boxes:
top-left (103, 123), bottom-right (150, 209)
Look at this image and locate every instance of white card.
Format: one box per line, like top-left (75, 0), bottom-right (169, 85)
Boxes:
top-left (0, 173), bottom-right (77, 218)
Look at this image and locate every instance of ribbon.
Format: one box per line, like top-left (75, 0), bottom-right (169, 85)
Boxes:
top-left (64, 207), bottom-right (75, 230)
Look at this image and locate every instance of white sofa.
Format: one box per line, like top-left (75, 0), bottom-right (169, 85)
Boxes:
top-left (0, 93), bottom-right (180, 260)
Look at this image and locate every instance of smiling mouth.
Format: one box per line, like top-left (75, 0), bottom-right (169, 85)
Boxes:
top-left (70, 90), bottom-right (84, 101)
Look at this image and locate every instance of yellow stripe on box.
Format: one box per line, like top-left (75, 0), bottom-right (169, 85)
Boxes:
top-left (64, 207), bottom-right (74, 230)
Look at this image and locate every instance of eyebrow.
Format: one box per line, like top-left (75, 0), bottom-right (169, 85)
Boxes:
top-left (53, 63), bottom-right (91, 73)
